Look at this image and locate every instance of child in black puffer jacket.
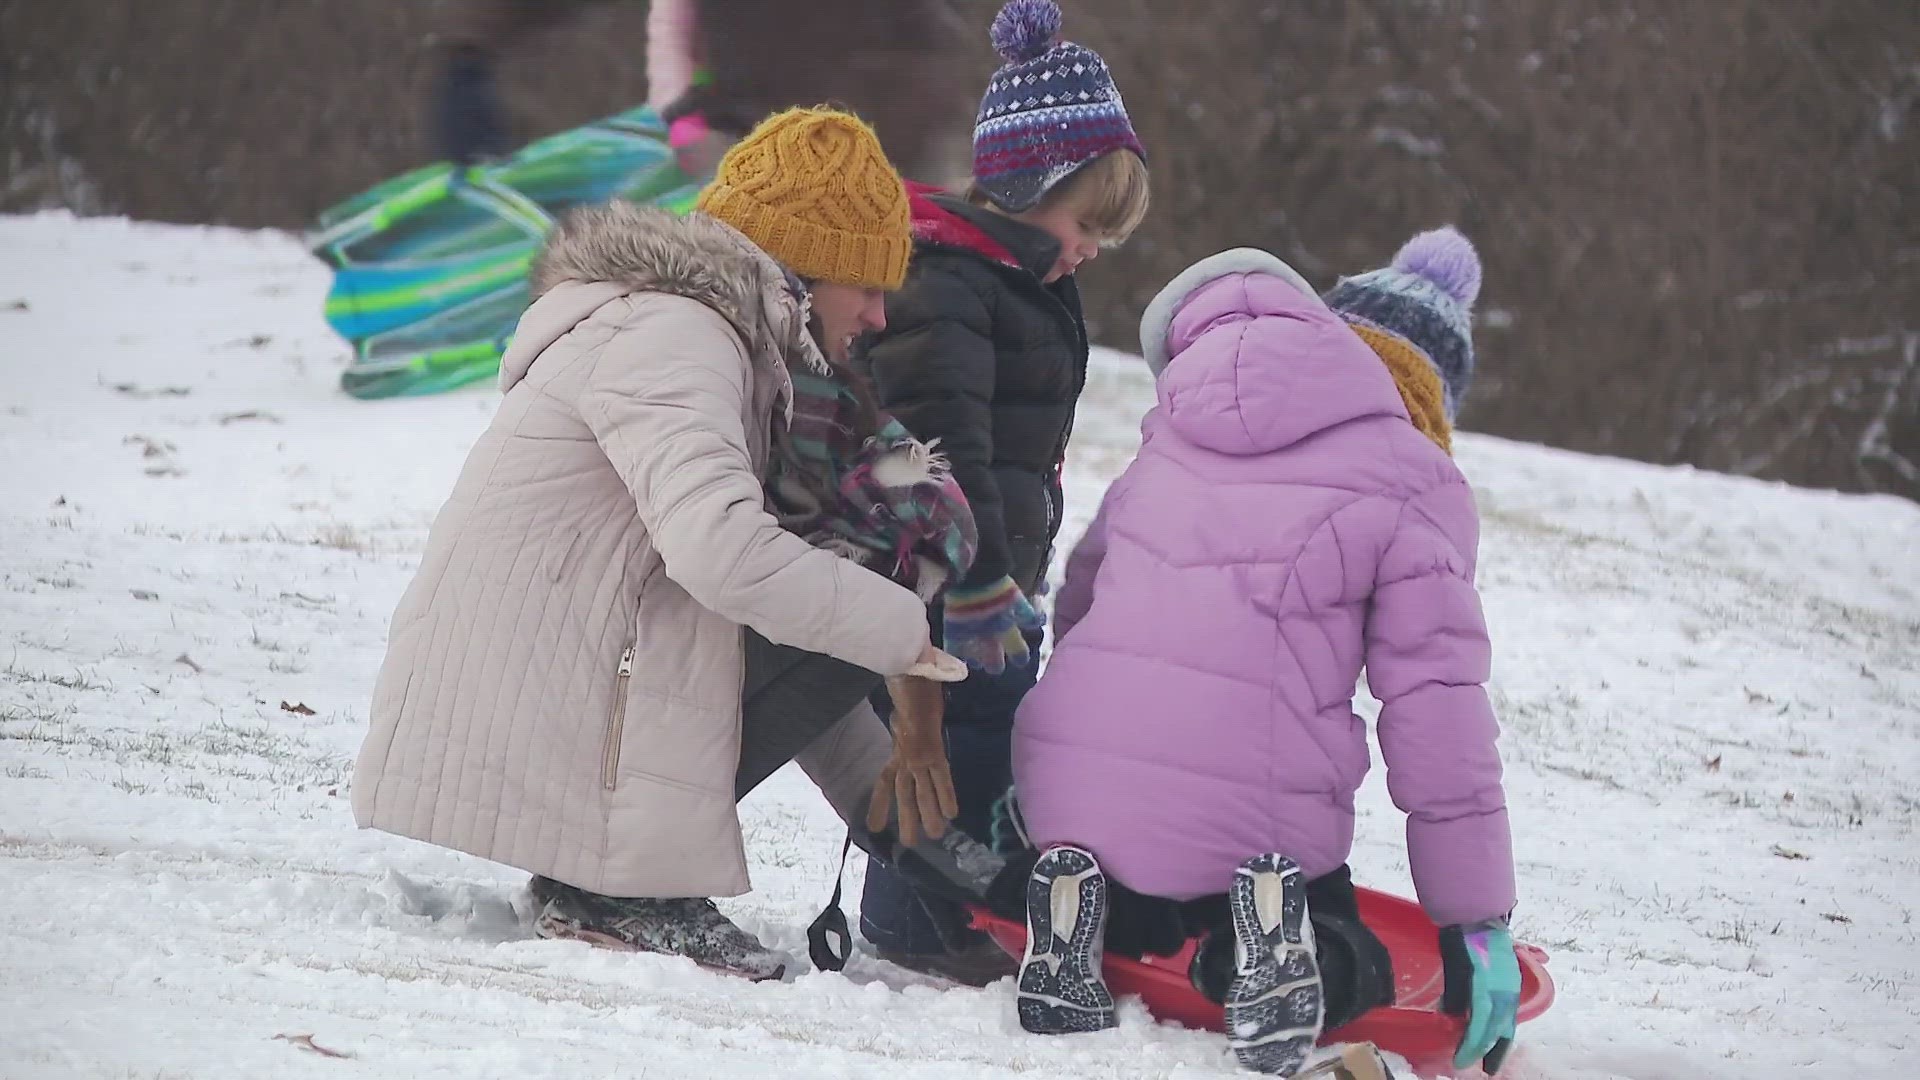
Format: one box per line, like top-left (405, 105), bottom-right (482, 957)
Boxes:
top-left (855, 0), bottom-right (1152, 983)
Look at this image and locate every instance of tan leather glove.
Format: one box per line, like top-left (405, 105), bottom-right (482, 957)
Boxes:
top-left (866, 673), bottom-right (960, 847)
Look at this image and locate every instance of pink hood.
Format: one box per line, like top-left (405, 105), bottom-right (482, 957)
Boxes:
top-left (1144, 249), bottom-right (1406, 455)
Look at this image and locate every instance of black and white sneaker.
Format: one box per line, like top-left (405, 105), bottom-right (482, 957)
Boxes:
top-left (1225, 854), bottom-right (1326, 1075)
top-left (1016, 845), bottom-right (1118, 1034)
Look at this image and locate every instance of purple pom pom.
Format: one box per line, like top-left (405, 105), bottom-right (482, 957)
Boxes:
top-left (1392, 227), bottom-right (1481, 308)
top-left (991, 0), bottom-right (1063, 63)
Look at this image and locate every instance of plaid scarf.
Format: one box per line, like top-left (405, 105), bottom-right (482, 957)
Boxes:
top-left (770, 371), bottom-right (978, 600)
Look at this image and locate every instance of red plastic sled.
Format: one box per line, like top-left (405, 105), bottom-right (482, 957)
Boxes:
top-left (971, 887), bottom-right (1554, 1078)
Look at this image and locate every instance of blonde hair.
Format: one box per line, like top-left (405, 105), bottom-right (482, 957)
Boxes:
top-left (967, 150), bottom-right (1151, 245)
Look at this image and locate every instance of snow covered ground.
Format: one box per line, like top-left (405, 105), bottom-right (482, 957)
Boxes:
top-left (1, 213), bottom-right (1917, 1079)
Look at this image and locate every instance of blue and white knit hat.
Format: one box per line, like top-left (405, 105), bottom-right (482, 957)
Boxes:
top-left (972, 0), bottom-right (1145, 213)
top-left (1323, 228), bottom-right (1482, 419)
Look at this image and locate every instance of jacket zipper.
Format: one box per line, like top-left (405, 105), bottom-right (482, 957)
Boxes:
top-left (1038, 279), bottom-right (1087, 483)
top-left (601, 645), bottom-right (634, 791)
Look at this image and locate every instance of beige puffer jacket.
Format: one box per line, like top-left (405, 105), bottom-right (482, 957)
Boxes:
top-left (352, 204), bottom-right (929, 897)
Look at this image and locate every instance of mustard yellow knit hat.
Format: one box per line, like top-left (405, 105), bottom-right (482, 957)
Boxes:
top-left (696, 108), bottom-right (913, 290)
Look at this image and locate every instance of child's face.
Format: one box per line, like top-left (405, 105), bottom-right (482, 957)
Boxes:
top-left (1017, 197), bottom-right (1106, 284)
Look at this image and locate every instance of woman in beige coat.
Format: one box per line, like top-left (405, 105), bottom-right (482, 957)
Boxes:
top-left (354, 109), bottom-right (973, 979)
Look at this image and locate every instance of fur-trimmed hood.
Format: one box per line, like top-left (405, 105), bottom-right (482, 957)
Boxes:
top-left (500, 202), bottom-right (829, 394)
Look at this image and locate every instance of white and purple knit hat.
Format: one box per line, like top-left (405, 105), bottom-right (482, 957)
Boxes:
top-left (972, 0), bottom-right (1145, 213)
top-left (1323, 228), bottom-right (1483, 419)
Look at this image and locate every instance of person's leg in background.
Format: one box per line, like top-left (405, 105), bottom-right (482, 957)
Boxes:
top-left (941, 630), bottom-right (1039, 841)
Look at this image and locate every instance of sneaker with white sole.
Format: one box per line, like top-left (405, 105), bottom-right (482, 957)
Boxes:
top-left (1225, 853), bottom-right (1326, 1075)
top-left (1016, 845), bottom-right (1119, 1034)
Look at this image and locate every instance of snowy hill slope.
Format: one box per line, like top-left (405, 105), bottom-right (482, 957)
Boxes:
top-left (2, 213), bottom-right (1916, 1079)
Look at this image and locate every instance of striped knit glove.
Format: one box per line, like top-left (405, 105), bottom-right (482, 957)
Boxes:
top-left (1441, 917), bottom-right (1522, 1073)
top-left (943, 577), bottom-right (1045, 675)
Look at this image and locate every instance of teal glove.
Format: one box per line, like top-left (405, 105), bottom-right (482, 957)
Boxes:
top-left (1441, 918), bottom-right (1521, 1073)
top-left (942, 577), bottom-right (1045, 675)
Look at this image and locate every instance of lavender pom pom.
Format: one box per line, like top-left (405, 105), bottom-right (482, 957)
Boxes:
top-left (991, 0), bottom-right (1062, 63)
top-left (1392, 227), bottom-right (1482, 308)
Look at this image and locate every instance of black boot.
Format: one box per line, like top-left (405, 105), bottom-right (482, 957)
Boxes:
top-left (850, 826), bottom-right (1027, 986)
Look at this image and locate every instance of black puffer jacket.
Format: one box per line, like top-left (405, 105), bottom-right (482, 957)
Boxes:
top-left (861, 191), bottom-right (1090, 595)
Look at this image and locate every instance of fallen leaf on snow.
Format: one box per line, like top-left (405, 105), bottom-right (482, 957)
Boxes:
top-left (280, 701), bottom-right (316, 716)
top-left (112, 383), bottom-right (193, 399)
top-left (279, 591), bottom-right (334, 607)
top-left (131, 589), bottom-right (159, 601)
top-left (124, 434), bottom-right (177, 457)
top-left (273, 1033), bottom-right (351, 1059)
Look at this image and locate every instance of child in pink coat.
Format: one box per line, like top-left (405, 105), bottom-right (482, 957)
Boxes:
top-left (1008, 231), bottom-right (1522, 1077)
